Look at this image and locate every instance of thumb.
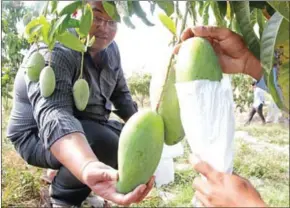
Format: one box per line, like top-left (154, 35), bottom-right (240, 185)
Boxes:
top-left (191, 26), bottom-right (232, 41)
top-left (173, 44), bottom-right (181, 55)
top-left (189, 154), bottom-right (217, 181)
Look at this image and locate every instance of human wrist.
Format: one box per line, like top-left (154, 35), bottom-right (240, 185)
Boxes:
top-left (50, 132), bottom-right (99, 182)
top-left (243, 52), bottom-right (263, 80)
top-left (80, 160), bottom-right (102, 184)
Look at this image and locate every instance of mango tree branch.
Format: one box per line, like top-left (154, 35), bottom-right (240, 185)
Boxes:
top-left (156, 6), bottom-right (189, 112)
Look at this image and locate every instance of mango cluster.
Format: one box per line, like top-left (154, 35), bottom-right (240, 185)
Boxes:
top-left (25, 52), bottom-right (90, 111)
top-left (116, 37), bottom-right (223, 194)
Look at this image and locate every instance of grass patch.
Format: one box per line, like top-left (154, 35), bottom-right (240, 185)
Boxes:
top-left (236, 123), bottom-right (289, 146)
top-left (234, 140), bottom-right (289, 180)
top-left (2, 143), bottom-right (43, 207)
top-left (134, 169), bottom-right (197, 207)
top-left (233, 140), bottom-right (289, 207)
top-left (253, 179), bottom-right (290, 207)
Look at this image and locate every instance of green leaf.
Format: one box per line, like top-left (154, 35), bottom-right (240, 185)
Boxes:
top-left (127, 1), bottom-right (134, 17)
top-left (257, 9), bottom-right (266, 39)
top-left (261, 12), bottom-right (286, 74)
top-left (268, 67), bottom-right (284, 110)
top-left (38, 15), bottom-right (50, 38)
top-left (25, 18), bottom-right (41, 36)
top-left (158, 13), bottom-right (176, 36)
top-left (198, 1), bottom-right (204, 17)
top-left (41, 1), bottom-right (49, 17)
top-left (278, 61), bottom-right (290, 111)
top-left (57, 15), bottom-right (71, 34)
top-left (56, 31), bottom-right (85, 52)
top-left (231, 1), bottom-right (260, 59)
top-left (211, 1), bottom-right (226, 26)
top-left (187, 1), bottom-right (197, 25)
top-left (250, 1), bottom-right (268, 10)
top-left (150, 1), bottom-right (156, 15)
top-left (49, 14), bottom-right (68, 41)
top-left (87, 35), bottom-right (95, 47)
top-left (25, 15), bottom-right (51, 44)
top-left (261, 12), bottom-right (289, 110)
top-left (115, 2), bottom-right (135, 29)
top-left (67, 18), bottom-right (80, 28)
top-left (202, 2), bottom-right (210, 25)
top-left (79, 4), bottom-right (93, 38)
top-left (51, 0), bottom-right (58, 14)
top-left (227, 1), bottom-right (234, 27)
top-left (115, 1), bottom-right (130, 17)
top-left (231, 17), bottom-right (242, 36)
top-left (250, 8), bottom-right (258, 28)
top-left (156, 1), bottom-right (174, 17)
top-left (30, 24), bottom-right (43, 35)
top-left (267, 1), bottom-right (289, 21)
top-left (122, 16), bottom-right (135, 29)
top-left (218, 1), bottom-right (227, 19)
top-left (132, 1), bottom-right (154, 26)
top-left (102, 1), bottom-right (120, 22)
top-left (59, 0), bottom-right (82, 16)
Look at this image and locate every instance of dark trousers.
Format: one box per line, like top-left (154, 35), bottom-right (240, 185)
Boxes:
top-left (246, 104), bottom-right (266, 124)
top-left (13, 119), bottom-right (123, 206)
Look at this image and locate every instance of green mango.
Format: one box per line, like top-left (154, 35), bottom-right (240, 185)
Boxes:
top-left (39, 66), bottom-right (56, 97)
top-left (175, 37), bottom-right (222, 82)
top-left (117, 109), bottom-right (164, 194)
top-left (26, 52), bottom-right (45, 82)
top-left (73, 78), bottom-right (90, 111)
top-left (150, 63), bottom-right (185, 145)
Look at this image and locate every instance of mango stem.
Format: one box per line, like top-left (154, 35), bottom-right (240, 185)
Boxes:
top-left (79, 52), bottom-right (84, 79)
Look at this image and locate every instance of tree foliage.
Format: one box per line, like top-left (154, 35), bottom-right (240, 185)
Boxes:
top-left (127, 72), bottom-right (152, 107)
top-left (1, 1), bottom-right (30, 109)
top-left (1, 1), bottom-right (289, 114)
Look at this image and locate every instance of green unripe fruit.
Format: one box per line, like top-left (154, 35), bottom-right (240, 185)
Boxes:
top-left (26, 52), bottom-right (45, 82)
top-left (175, 37), bottom-right (223, 82)
top-left (73, 78), bottom-right (90, 111)
top-left (150, 64), bottom-right (185, 145)
top-left (116, 109), bottom-right (164, 194)
top-left (39, 66), bottom-right (56, 97)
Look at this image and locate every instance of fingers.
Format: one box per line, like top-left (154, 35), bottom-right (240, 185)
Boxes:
top-left (190, 154), bottom-right (214, 178)
top-left (175, 26), bottom-right (232, 55)
top-left (173, 44), bottom-right (181, 55)
top-left (93, 181), bottom-right (145, 206)
top-left (195, 191), bottom-right (214, 207)
top-left (193, 177), bottom-right (211, 196)
top-left (175, 26), bottom-right (230, 54)
top-left (136, 176), bottom-right (155, 203)
top-left (180, 27), bottom-right (195, 41)
top-left (190, 154), bottom-right (219, 182)
top-left (119, 184), bottom-right (147, 206)
top-left (189, 26), bottom-right (232, 41)
top-left (113, 176), bottom-right (155, 205)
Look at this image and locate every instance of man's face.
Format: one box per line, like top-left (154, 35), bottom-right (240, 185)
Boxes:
top-left (88, 1), bottom-right (117, 52)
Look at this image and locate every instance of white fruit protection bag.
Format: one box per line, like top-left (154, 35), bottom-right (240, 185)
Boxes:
top-left (175, 74), bottom-right (235, 205)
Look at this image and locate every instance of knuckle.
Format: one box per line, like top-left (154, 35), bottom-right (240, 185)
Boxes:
top-left (207, 26), bottom-right (215, 34)
top-left (207, 195), bottom-right (213, 203)
top-left (237, 179), bottom-right (248, 189)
